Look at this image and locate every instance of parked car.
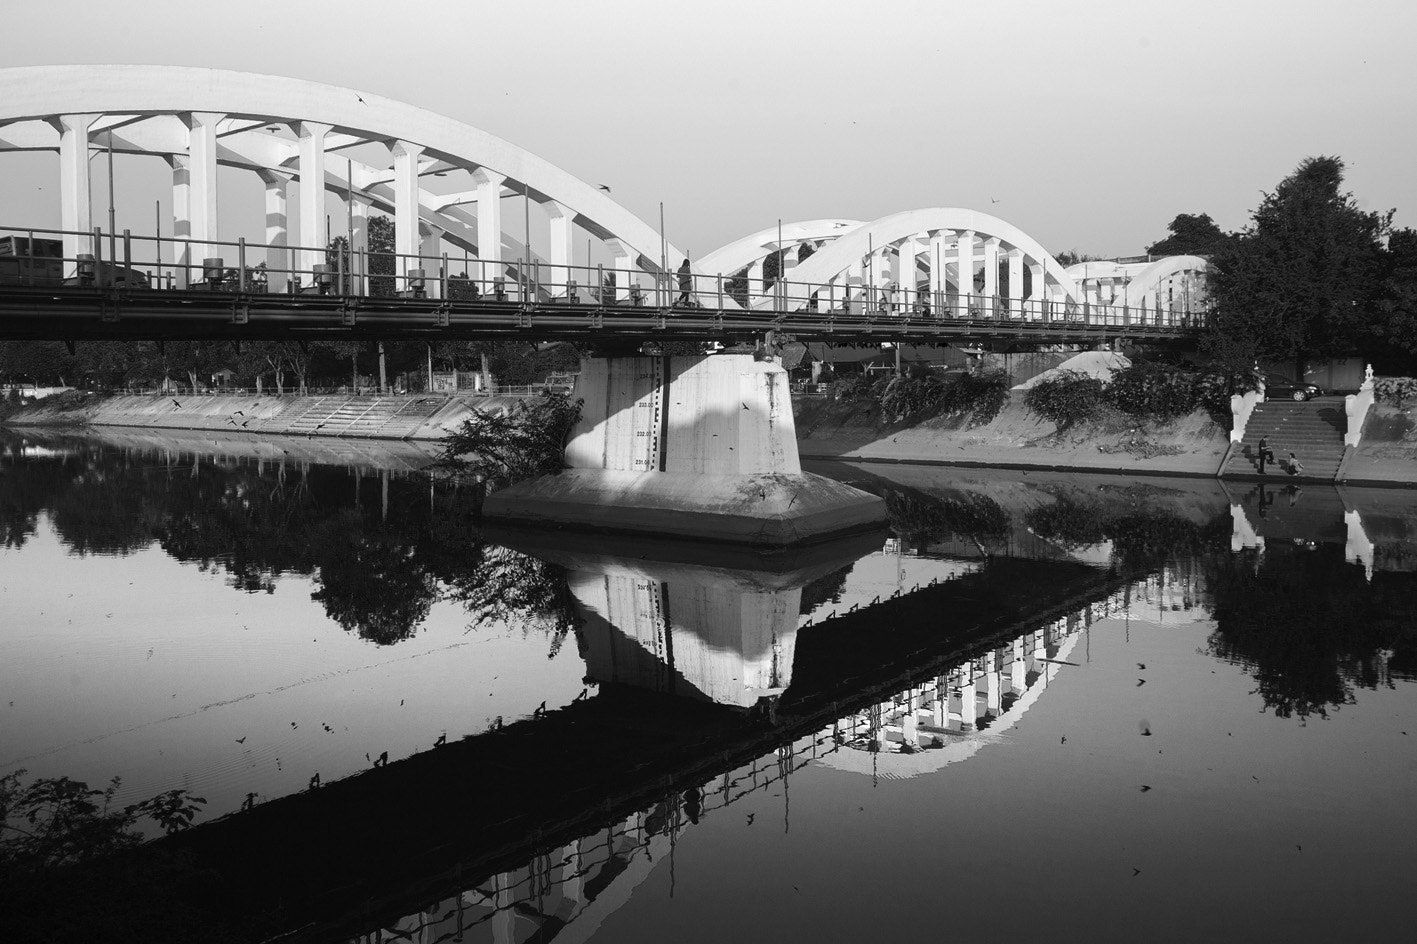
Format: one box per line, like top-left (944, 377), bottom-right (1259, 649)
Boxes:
top-left (1263, 374), bottom-right (1324, 401)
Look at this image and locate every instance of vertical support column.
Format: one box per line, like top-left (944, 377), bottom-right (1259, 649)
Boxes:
top-left (985, 650), bottom-right (1002, 715)
top-left (349, 195), bottom-right (369, 295)
top-left (894, 236), bottom-right (916, 311)
top-left (295, 121), bottom-right (331, 279)
top-left (392, 140), bottom-right (424, 288)
top-left (927, 229), bottom-right (950, 312)
top-left (420, 222), bottom-right (444, 298)
top-left (845, 257), bottom-right (864, 313)
top-left (169, 155), bottom-right (191, 287)
top-left (184, 112), bottom-right (223, 266)
top-left (748, 257), bottom-right (765, 300)
top-left (1010, 638), bottom-right (1026, 695)
top-left (981, 236), bottom-right (1000, 317)
top-left (957, 667), bottom-right (977, 731)
top-left (55, 113), bottom-right (97, 276)
top-left (779, 244), bottom-right (800, 307)
top-left (258, 170), bottom-right (289, 293)
top-left (471, 166), bottom-right (505, 274)
top-left (870, 248), bottom-right (890, 310)
top-left (546, 200), bottom-right (574, 296)
top-left (1028, 262), bottom-right (1046, 320)
top-left (954, 230), bottom-right (975, 317)
top-left (605, 238), bottom-right (638, 299)
top-left (1007, 248), bottom-right (1024, 315)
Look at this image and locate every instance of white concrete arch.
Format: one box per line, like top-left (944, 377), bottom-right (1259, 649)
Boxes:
top-left (1123, 254), bottom-right (1208, 310)
top-left (748, 207), bottom-right (1080, 312)
top-left (696, 219), bottom-right (863, 280)
top-left (0, 64), bottom-right (681, 289)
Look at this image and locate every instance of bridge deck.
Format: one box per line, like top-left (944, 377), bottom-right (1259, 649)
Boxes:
top-left (0, 285), bottom-right (1200, 342)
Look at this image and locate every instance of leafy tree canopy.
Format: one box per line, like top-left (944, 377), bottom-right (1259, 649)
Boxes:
top-left (1145, 213), bottom-right (1227, 257)
top-left (1203, 156), bottom-right (1394, 374)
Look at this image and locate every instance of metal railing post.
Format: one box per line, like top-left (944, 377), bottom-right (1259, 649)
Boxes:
top-left (238, 238), bottom-right (247, 292)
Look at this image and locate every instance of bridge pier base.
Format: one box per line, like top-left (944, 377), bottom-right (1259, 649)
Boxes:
top-left (483, 354), bottom-right (886, 545)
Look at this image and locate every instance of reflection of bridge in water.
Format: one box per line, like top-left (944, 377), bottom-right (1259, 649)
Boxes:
top-left (356, 578), bottom-right (1170, 944)
top-left (133, 527), bottom-right (1141, 942)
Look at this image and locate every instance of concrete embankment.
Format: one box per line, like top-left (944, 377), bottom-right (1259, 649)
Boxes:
top-left (794, 396), bottom-right (1230, 478)
top-left (1344, 402), bottom-right (1417, 486)
top-left (6, 391), bottom-right (1415, 487)
top-left (3, 392), bottom-right (518, 441)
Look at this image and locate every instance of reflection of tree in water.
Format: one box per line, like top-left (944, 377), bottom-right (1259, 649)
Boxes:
top-left (441, 543), bottom-right (579, 657)
top-left (310, 512), bottom-right (439, 646)
top-left (881, 487), bottom-right (1010, 548)
top-left (47, 461), bottom-right (155, 557)
top-left (1024, 494), bottom-right (1109, 549)
top-left (1205, 545), bottom-right (1417, 720)
top-left (1024, 488), bottom-right (1228, 572)
top-left (0, 440), bottom-right (578, 648)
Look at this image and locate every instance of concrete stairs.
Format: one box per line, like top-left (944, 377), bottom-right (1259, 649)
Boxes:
top-left (277, 397), bottom-right (342, 436)
top-left (1224, 399), bottom-right (1347, 481)
top-left (264, 396), bottom-right (454, 439)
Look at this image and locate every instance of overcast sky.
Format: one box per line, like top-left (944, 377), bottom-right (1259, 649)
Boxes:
top-left (1, 0), bottom-right (1413, 259)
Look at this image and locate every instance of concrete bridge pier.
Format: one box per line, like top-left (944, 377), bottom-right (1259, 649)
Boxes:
top-left (483, 353), bottom-right (886, 545)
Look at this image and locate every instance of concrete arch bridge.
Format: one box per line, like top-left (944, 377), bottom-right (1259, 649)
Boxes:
top-left (0, 65), bottom-right (1200, 346)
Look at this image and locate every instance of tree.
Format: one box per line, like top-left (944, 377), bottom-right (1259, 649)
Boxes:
top-left (1145, 213), bottom-right (1226, 257)
top-left (1373, 227), bottom-right (1417, 374)
top-left (367, 215), bottom-right (396, 297)
top-left (1053, 249), bottom-right (1099, 268)
top-left (1204, 156), bottom-right (1392, 375)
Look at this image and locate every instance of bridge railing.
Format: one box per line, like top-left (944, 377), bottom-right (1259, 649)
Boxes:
top-left (0, 222), bottom-right (1206, 331)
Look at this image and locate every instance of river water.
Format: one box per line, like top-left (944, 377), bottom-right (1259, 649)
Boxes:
top-left (2, 428), bottom-right (1415, 943)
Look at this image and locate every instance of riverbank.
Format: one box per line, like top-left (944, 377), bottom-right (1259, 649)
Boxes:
top-left (1, 390), bottom-right (513, 441)
top-left (794, 395), bottom-right (1230, 477)
top-left (1343, 402), bottom-right (1417, 486)
top-left (5, 391), bottom-right (1415, 486)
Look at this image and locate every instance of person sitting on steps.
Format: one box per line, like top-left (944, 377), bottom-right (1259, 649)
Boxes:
top-left (1285, 452), bottom-right (1304, 476)
top-left (1257, 437), bottom-right (1275, 474)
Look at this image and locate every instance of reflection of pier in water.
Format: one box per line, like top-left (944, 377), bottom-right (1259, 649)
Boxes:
top-left (134, 531), bottom-right (1128, 942)
top-left (356, 578), bottom-right (1163, 943)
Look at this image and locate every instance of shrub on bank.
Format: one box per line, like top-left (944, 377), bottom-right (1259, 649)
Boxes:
top-left (1105, 361), bottom-right (1199, 420)
top-left (1023, 370), bottom-right (1106, 431)
top-left (436, 392), bottom-right (583, 492)
top-left (1375, 376), bottom-right (1417, 407)
top-left (870, 368), bottom-right (1010, 424)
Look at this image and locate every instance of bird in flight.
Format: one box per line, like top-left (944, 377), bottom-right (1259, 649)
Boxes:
top-left (356, 94), bottom-right (367, 105)
top-left (598, 184), bottom-right (612, 192)
top-left (990, 196), bottom-right (1000, 204)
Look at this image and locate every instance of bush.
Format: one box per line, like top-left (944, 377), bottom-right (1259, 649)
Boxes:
top-left (878, 374), bottom-right (943, 421)
top-left (436, 392), bottom-right (583, 491)
top-left (1023, 370), bottom-right (1106, 431)
top-left (939, 368), bottom-right (1010, 424)
top-left (1106, 361), bottom-right (1199, 421)
top-left (874, 368), bottom-right (1012, 425)
top-left (1375, 376), bottom-right (1417, 407)
top-left (830, 373), bottom-right (883, 404)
